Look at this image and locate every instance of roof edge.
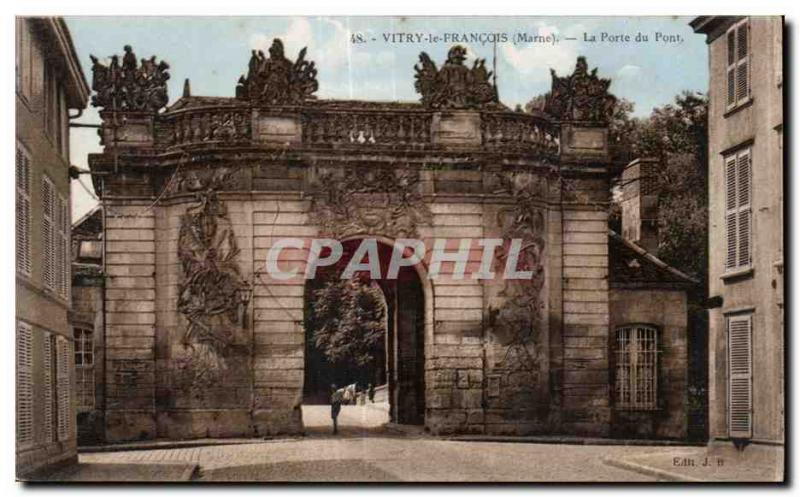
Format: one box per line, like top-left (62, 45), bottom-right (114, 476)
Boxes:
top-left (72, 204), bottom-right (102, 229)
top-left (608, 229), bottom-right (699, 285)
top-left (35, 17), bottom-right (90, 108)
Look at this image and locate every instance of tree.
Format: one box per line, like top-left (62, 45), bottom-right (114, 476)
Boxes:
top-left (308, 277), bottom-right (386, 374)
top-left (608, 91), bottom-right (709, 285)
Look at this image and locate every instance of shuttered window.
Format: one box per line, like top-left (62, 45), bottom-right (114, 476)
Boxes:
top-left (56, 336), bottom-right (72, 442)
top-left (16, 19), bottom-right (33, 99)
top-left (615, 325), bottom-right (658, 410)
top-left (57, 194), bottom-right (69, 299)
top-left (16, 143), bottom-right (32, 276)
top-left (43, 332), bottom-right (55, 442)
top-left (41, 177), bottom-right (70, 299)
top-left (726, 19), bottom-right (750, 110)
top-left (728, 314), bottom-right (753, 438)
top-left (724, 148), bottom-right (752, 272)
top-left (42, 176), bottom-right (56, 291)
top-left (16, 321), bottom-right (34, 448)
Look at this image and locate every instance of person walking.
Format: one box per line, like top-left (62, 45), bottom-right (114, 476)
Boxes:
top-left (330, 384), bottom-right (343, 435)
top-left (368, 383), bottom-right (375, 403)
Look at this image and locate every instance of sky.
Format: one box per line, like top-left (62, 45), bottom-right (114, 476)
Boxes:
top-left (66, 16), bottom-right (708, 221)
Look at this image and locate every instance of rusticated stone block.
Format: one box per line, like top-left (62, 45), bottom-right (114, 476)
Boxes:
top-left (466, 409), bottom-right (485, 425)
top-left (105, 410), bottom-right (156, 442)
top-left (427, 390), bottom-right (453, 409)
top-left (252, 408), bottom-right (303, 436)
top-left (426, 369), bottom-right (456, 389)
top-left (156, 410), bottom-right (255, 439)
top-left (452, 389), bottom-right (483, 409)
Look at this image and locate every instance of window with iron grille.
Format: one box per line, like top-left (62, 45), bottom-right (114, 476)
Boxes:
top-left (74, 327), bottom-right (95, 410)
top-left (724, 148), bottom-right (752, 272)
top-left (615, 325), bottom-right (658, 410)
top-left (726, 19), bottom-right (750, 110)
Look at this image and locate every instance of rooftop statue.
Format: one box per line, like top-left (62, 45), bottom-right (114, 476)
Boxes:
top-left (414, 45), bottom-right (499, 109)
top-left (544, 56), bottom-right (616, 122)
top-left (236, 38), bottom-right (318, 105)
top-left (89, 45), bottom-right (170, 112)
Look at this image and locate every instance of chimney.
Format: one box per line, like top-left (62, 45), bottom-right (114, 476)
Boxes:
top-left (620, 158), bottom-right (659, 253)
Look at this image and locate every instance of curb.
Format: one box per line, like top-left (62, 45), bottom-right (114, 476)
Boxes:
top-left (445, 435), bottom-right (705, 447)
top-left (181, 464), bottom-right (200, 482)
top-left (601, 457), bottom-right (704, 482)
top-left (79, 439), bottom-right (273, 454)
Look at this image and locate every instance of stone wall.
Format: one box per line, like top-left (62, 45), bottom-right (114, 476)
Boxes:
top-left (84, 91), bottom-right (649, 441)
top-left (560, 180), bottom-right (611, 436)
top-left (609, 288), bottom-right (688, 439)
top-left (72, 282), bottom-right (105, 444)
top-left (703, 16), bottom-right (784, 445)
top-left (104, 204), bottom-right (157, 442)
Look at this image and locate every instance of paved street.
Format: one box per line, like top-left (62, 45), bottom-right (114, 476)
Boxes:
top-left (302, 401), bottom-right (391, 436)
top-left (68, 403), bottom-right (672, 482)
top-left (78, 436), bottom-right (660, 482)
top-left (44, 404), bottom-right (780, 483)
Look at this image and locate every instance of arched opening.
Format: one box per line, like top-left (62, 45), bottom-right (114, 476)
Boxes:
top-left (301, 238), bottom-right (426, 433)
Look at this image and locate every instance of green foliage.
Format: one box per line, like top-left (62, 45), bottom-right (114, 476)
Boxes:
top-left (610, 91), bottom-right (709, 289)
top-left (308, 278), bottom-right (386, 369)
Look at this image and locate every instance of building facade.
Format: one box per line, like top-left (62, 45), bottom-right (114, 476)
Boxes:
top-left (80, 40), bottom-right (693, 442)
top-left (691, 16), bottom-right (784, 445)
top-left (16, 17), bottom-right (89, 476)
top-left (71, 207), bottom-right (105, 445)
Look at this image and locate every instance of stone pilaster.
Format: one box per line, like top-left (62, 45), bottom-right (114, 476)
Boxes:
top-left (103, 203), bottom-right (157, 441)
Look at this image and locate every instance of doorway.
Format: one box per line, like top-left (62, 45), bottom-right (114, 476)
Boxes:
top-left (302, 239), bottom-right (426, 432)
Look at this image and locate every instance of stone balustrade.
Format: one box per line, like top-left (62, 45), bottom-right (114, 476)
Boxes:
top-left (480, 111), bottom-right (560, 156)
top-left (156, 102), bottom-right (561, 155)
top-left (166, 106), bottom-right (252, 147)
top-left (302, 108), bottom-right (433, 148)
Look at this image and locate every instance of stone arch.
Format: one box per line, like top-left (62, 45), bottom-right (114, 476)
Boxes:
top-left (301, 234), bottom-right (434, 427)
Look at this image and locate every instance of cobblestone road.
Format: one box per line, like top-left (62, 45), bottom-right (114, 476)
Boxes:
top-left (76, 404), bottom-right (674, 482)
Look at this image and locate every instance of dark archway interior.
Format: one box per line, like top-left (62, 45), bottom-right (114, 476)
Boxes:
top-left (303, 239), bottom-right (425, 425)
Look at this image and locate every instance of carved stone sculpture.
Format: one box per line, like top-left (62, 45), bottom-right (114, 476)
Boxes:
top-left (544, 56), bottom-right (617, 122)
top-left (311, 167), bottom-right (432, 239)
top-left (236, 38), bottom-right (318, 105)
top-left (90, 46), bottom-right (170, 112)
top-left (414, 45), bottom-right (499, 109)
top-left (488, 173), bottom-right (547, 379)
top-left (176, 187), bottom-right (250, 391)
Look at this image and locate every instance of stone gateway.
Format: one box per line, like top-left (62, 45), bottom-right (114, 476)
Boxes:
top-left (80, 41), bottom-right (694, 442)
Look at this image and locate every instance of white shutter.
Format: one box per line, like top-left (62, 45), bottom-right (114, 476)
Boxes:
top-left (735, 22), bottom-right (750, 104)
top-left (726, 30), bottom-right (736, 108)
top-left (16, 144), bottom-right (31, 275)
top-left (54, 194), bottom-right (69, 299)
top-left (737, 150), bottom-right (752, 268)
top-left (55, 195), bottom-right (63, 296)
top-left (56, 336), bottom-right (72, 442)
top-left (724, 149), bottom-right (753, 272)
top-left (16, 321), bottom-right (34, 448)
top-left (62, 196), bottom-right (70, 299)
top-left (42, 176), bottom-right (55, 290)
top-left (728, 314), bottom-right (753, 438)
top-left (724, 156), bottom-right (738, 270)
top-left (726, 20), bottom-right (751, 109)
top-left (43, 333), bottom-right (54, 442)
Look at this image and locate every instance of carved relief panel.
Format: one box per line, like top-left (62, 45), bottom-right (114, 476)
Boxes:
top-left (170, 189), bottom-right (252, 407)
